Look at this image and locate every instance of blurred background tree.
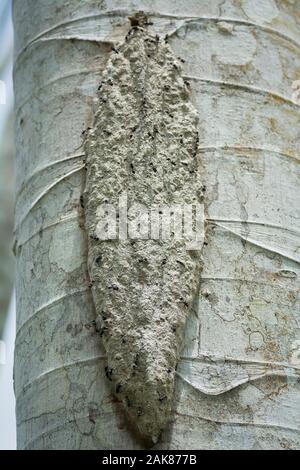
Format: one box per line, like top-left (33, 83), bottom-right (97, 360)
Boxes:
top-left (0, 0), bottom-right (14, 336)
top-left (0, 0), bottom-right (16, 451)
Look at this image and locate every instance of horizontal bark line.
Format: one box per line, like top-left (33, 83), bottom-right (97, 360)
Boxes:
top-left (200, 276), bottom-right (299, 293)
top-left (18, 216), bottom-right (300, 251)
top-left (15, 153), bottom-right (85, 198)
top-left (14, 206), bottom-right (300, 261)
top-left (176, 369), bottom-right (299, 395)
top-left (198, 145), bottom-right (300, 163)
top-left (184, 353), bottom-right (300, 370)
top-left (14, 138), bottom-right (300, 228)
top-left (184, 76), bottom-right (300, 108)
top-left (14, 70), bottom-right (101, 114)
top-left (177, 354), bottom-right (300, 394)
top-left (15, 348), bottom-right (300, 401)
top-left (13, 212), bottom-right (79, 255)
top-left (15, 286), bottom-right (90, 341)
top-left (14, 355), bottom-right (107, 400)
top-left (13, 11), bottom-right (300, 66)
top-left (14, 127), bottom-right (300, 234)
top-left (15, 79), bottom-right (300, 208)
top-left (17, 386), bottom-right (300, 448)
top-left (175, 411), bottom-right (300, 433)
top-left (16, 375), bottom-right (300, 439)
top-left (14, 215), bottom-right (300, 270)
top-left (19, 410), bottom-right (124, 450)
top-left (15, 270), bottom-right (298, 351)
top-left (213, 221), bottom-right (300, 264)
top-left (20, 410), bottom-right (300, 450)
top-left (14, 163), bottom-right (84, 230)
top-left (207, 217), bottom-right (300, 238)
top-left (15, 72), bottom-right (300, 116)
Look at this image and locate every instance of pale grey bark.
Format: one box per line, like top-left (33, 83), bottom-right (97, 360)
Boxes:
top-left (14, 0), bottom-right (300, 450)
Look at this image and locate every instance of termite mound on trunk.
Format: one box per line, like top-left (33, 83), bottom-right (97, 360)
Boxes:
top-left (83, 12), bottom-right (204, 445)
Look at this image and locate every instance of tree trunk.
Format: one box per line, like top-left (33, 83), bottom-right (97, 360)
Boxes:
top-left (14, 0), bottom-right (300, 450)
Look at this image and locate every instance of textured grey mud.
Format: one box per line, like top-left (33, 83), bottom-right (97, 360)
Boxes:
top-left (83, 17), bottom-right (203, 445)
